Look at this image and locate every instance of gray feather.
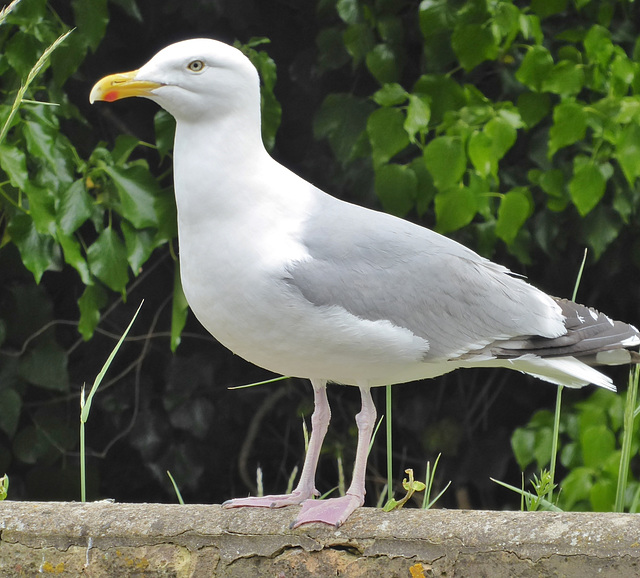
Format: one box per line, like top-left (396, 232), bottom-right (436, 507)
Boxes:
top-left (284, 194), bottom-right (565, 361)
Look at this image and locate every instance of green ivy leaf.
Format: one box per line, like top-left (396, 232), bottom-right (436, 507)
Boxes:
top-left (78, 284), bottom-right (107, 340)
top-left (72, 0), bottom-right (108, 51)
top-left (404, 94), bottom-right (431, 142)
top-left (569, 162), bottom-right (606, 216)
top-left (50, 32), bottom-right (88, 87)
top-left (549, 102), bottom-right (588, 158)
top-left (171, 263), bottom-right (189, 353)
top-left (533, 427), bottom-right (553, 469)
top-left (24, 183), bottom-right (57, 235)
top-left (7, 213), bottom-right (61, 283)
top-left (616, 123), bottom-right (640, 185)
top-left (0, 143), bottom-right (29, 191)
top-left (452, 23), bottom-right (499, 71)
top-left (516, 46), bottom-right (554, 91)
top-left (18, 340), bottom-right (69, 391)
top-left (261, 88), bottom-right (282, 152)
top-left (531, 0), bottom-right (567, 18)
top-left (486, 116), bottom-right (517, 161)
top-left (121, 221), bottom-right (157, 274)
top-left (12, 426), bottom-right (50, 465)
top-left (582, 207), bottom-right (622, 260)
top-left (580, 424), bottom-right (616, 470)
top-left (35, 413), bottom-right (77, 452)
top-left (413, 74), bottom-right (467, 124)
top-left (423, 136), bottom-right (466, 190)
top-left (611, 52), bottom-right (635, 96)
top-left (541, 60), bottom-right (585, 96)
top-left (314, 94), bottom-right (373, 164)
top-left (496, 188), bottom-right (533, 244)
top-left (367, 107), bottom-right (410, 166)
top-left (434, 187), bottom-right (477, 233)
top-left (517, 92), bottom-right (550, 128)
top-left (343, 23), bottom-right (375, 66)
top-left (493, 2), bottom-right (521, 41)
top-left (409, 156), bottom-right (437, 217)
top-left (23, 119), bottom-right (74, 187)
top-left (4, 32), bottom-right (41, 78)
top-left (378, 14), bottom-right (404, 46)
top-left (511, 427), bottom-right (535, 471)
top-left (58, 231), bottom-right (91, 285)
top-left (316, 27), bottom-right (350, 71)
top-left (468, 131), bottom-right (493, 177)
top-left (239, 42), bottom-right (281, 151)
top-left (104, 165), bottom-right (161, 229)
top-left (336, 0), bottom-right (361, 25)
top-left (154, 188), bottom-right (178, 243)
top-left (373, 83), bottom-right (407, 107)
top-left (111, 135), bottom-right (141, 166)
top-left (57, 179), bottom-right (93, 235)
top-left (0, 389), bottom-right (22, 438)
top-left (418, 0), bottom-right (451, 39)
top-left (519, 13), bottom-right (544, 44)
top-left (589, 479), bottom-right (616, 512)
top-left (154, 110), bottom-right (176, 160)
top-left (374, 163), bottom-right (417, 217)
top-left (583, 25), bottom-right (614, 63)
top-left (366, 43), bottom-right (400, 84)
top-left (538, 169), bottom-right (567, 211)
top-left (86, 226), bottom-right (129, 294)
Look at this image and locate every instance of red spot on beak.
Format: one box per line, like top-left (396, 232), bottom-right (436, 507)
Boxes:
top-left (104, 91), bottom-right (119, 102)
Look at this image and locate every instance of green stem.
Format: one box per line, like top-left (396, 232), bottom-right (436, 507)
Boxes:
top-left (547, 385), bottom-right (563, 503)
top-left (546, 249), bottom-right (587, 503)
top-left (615, 366), bottom-right (639, 512)
top-left (80, 386), bottom-right (86, 503)
top-left (386, 384), bottom-right (393, 503)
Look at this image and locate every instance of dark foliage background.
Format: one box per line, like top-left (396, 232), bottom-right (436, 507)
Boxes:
top-left (1, 0), bottom-right (639, 511)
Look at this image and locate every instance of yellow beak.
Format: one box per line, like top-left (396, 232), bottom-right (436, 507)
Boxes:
top-left (89, 69), bottom-right (163, 104)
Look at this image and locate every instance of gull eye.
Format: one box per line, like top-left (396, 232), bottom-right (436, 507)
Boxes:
top-left (187, 60), bottom-right (205, 73)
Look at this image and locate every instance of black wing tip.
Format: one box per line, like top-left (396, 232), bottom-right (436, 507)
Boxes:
top-left (493, 298), bottom-right (639, 362)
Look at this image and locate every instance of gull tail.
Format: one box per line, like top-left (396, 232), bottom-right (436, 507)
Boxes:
top-left (505, 355), bottom-right (617, 391)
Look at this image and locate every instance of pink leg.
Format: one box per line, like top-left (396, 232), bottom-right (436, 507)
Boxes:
top-left (223, 379), bottom-right (330, 509)
top-left (292, 384), bottom-right (376, 528)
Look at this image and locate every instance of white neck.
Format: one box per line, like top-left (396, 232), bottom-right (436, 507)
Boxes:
top-left (172, 110), bottom-right (270, 222)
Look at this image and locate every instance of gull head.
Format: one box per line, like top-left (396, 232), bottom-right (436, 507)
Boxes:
top-left (89, 38), bottom-right (260, 123)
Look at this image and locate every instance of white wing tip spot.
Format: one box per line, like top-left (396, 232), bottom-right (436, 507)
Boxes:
top-left (622, 335), bottom-right (640, 347)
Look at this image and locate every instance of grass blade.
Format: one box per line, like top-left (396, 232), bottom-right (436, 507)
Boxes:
top-left (491, 477), bottom-right (563, 512)
top-left (227, 375), bottom-right (289, 389)
top-left (167, 471), bottom-right (185, 505)
top-left (0, 28), bottom-right (73, 146)
top-left (80, 302), bottom-right (143, 502)
top-left (386, 384), bottom-right (393, 503)
top-left (547, 248), bottom-right (588, 503)
top-left (81, 302), bottom-right (143, 423)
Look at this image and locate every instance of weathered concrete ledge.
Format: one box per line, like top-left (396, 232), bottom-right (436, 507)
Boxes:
top-left (1, 502), bottom-right (639, 577)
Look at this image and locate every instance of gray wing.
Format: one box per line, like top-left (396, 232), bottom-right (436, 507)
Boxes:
top-left (284, 193), bottom-right (565, 362)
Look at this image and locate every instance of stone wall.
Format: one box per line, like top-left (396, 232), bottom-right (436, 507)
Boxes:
top-left (1, 501), bottom-right (639, 576)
